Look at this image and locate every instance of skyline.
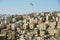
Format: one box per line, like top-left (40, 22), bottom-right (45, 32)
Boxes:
top-left (0, 0), bottom-right (60, 14)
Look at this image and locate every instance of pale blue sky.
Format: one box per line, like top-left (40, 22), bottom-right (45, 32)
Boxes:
top-left (0, 0), bottom-right (60, 14)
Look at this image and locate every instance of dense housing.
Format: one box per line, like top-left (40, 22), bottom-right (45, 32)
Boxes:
top-left (0, 11), bottom-right (60, 40)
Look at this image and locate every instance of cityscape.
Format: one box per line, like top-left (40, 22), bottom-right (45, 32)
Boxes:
top-left (0, 0), bottom-right (60, 40)
top-left (0, 11), bottom-right (60, 40)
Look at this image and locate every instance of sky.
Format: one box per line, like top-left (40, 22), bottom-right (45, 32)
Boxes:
top-left (0, 0), bottom-right (60, 15)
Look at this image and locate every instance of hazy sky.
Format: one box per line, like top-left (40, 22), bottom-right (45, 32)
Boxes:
top-left (0, 0), bottom-right (60, 14)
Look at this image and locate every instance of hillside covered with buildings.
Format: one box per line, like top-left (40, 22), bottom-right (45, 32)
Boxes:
top-left (0, 11), bottom-right (60, 40)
